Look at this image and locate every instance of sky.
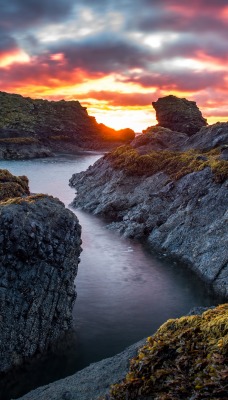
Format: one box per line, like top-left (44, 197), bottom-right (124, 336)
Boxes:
top-left (0, 0), bottom-right (228, 132)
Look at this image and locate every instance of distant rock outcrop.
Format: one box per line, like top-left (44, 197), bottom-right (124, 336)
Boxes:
top-left (0, 91), bottom-right (135, 159)
top-left (0, 171), bottom-right (81, 373)
top-left (152, 95), bottom-right (207, 135)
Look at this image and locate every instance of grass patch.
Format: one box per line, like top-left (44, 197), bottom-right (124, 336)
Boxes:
top-left (0, 194), bottom-right (47, 206)
top-left (106, 146), bottom-right (228, 183)
top-left (102, 304), bottom-right (228, 400)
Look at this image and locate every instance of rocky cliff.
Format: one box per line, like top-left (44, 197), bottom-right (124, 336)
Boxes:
top-left (0, 170), bottom-right (81, 374)
top-left (70, 119), bottom-right (228, 298)
top-left (0, 91), bottom-right (135, 159)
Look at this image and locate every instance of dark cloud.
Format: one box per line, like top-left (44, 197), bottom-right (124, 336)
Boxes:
top-left (0, 0), bottom-right (75, 31)
top-left (0, 33), bottom-right (18, 53)
top-left (121, 70), bottom-right (226, 92)
top-left (54, 38), bottom-right (149, 73)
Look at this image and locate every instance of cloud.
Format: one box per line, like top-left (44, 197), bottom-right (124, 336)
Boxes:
top-left (0, 0), bottom-right (75, 31)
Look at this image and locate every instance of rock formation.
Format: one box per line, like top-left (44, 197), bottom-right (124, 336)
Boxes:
top-left (70, 122), bottom-right (228, 298)
top-left (0, 170), bottom-right (81, 373)
top-left (17, 304), bottom-right (228, 400)
top-left (0, 91), bottom-right (135, 159)
top-left (152, 95), bottom-right (207, 135)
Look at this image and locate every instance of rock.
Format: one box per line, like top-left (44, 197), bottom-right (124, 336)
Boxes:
top-left (70, 145), bottom-right (228, 298)
top-left (0, 169), bottom-right (30, 201)
top-left (184, 122), bottom-right (228, 151)
top-left (0, 91), bottom-right (135, 158)
top-left (0, 172), bottom-right (82, 374)
top-left (17, 338), bottom-right (146, 400)
top-left (131, 126), bottom-right (188, 153)
top-left (16, 305), bottom-right (218, 400)
top-left (152, 95), bottom-right (207, 135)
top-left (0, 140), bottom-right (53, 160)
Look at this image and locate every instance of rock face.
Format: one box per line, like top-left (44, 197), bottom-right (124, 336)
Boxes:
top-left (152, 95), bottom-right (207, 135)
top-left (17, 305), bottom-right (226, 400)
top-left (0, 91), bottom-right (135, 159)
top-left (70, 123), bottom-right (228, 298)
top-left (0, 172), bottom-right (81, 373)
top-left (0, 139), bottom-right (53, 160)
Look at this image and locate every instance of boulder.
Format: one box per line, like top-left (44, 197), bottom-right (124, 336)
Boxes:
top-left (0, 172), bottom-right (81, 373)
top-left (152, 95), bottom-right (207, 135)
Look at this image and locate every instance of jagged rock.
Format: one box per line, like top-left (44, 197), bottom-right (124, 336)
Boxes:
top-left (131, 126), bottom-right (188, 153)
top-left (152, 95), bottom-right (207, 135)
top-left (0, 172), bottom-right (81, 374)
top-left (184, 121), bottom-right (228, 151)
top-left (0, 91), bottom-right (135, 158)
top-left (70, 145), bottom-right (228, 298)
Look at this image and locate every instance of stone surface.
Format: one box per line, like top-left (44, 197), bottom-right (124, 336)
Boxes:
top-left (131, 126), bottom-right (188, 153)
top-left (17, 339), bottom-right (146, 400)
top-left (0, 173), bottom-right (81, 374)
top-left (0, 91), bottom-right (135, 159)
top-left (17, 307), bottom-right (213, 400)
top-left (152, 95), bottom-right (207, 135)
top-left (184, 121), bottom-right (228, 151)
top-left (70, 137), bottom-right (228, 298)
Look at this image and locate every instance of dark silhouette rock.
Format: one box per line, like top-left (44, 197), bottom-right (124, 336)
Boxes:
top-left (152, 95), bottom-right (207, 135)
top-left (0, 171), bottom-right (81, 374)
top-left (0, 91), bottom-right (135, 159)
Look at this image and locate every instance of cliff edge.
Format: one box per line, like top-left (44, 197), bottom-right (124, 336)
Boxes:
top-left (0, 170), bottom-right (82, 375)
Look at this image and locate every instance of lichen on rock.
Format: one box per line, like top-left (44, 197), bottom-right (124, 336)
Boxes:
top-left (102, 304), bottom-right (228, 400)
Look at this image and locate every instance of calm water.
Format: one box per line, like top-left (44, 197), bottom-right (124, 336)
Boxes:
top-left (0, 154), bottom-right (221, 399)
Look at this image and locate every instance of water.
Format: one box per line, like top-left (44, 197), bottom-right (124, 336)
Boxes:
top-left (0, 154), bottom-right (221, 399)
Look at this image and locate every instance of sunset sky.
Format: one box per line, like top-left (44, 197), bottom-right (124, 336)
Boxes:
top-left (0, 0), bottom-right (228, 132)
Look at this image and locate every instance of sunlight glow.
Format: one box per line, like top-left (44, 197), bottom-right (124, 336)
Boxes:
top-left (0, 50), bottom-right (30, 67)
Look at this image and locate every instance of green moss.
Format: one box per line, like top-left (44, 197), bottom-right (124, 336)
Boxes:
top-left (103, 304), bottom-right (228, 400)
top-left (0, 169), bottom-right (30, 201)
top-left (0, 137), bottom-right (38, 145)
top-left (107, 146), bottom-right (228, 183)
top-left (0, 193), bottom-right (47, 206)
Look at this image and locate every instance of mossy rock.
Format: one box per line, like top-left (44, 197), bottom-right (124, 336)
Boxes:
top-left (107, 146), bottom-right (228, 183)
top-left (0, 169), bottom-right (30, 201)
top-left (103, 304), bottom-right (228, 400)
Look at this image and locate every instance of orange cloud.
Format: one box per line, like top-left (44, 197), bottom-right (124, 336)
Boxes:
top-left (0, 49), bottom-right (30, 67)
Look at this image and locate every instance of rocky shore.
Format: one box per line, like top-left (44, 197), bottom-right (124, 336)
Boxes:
top-left (70, 96), bottom-right (228, 298)
top-left (0, 91), bottom-right (135, 159)
top-left (17, 304), bottom-right (228, 400)
top-left (0, 170), bottom-right (82, 376)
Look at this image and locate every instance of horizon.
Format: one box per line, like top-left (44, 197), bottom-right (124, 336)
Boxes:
top-left (0, 0), bottom-right (228, 131)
